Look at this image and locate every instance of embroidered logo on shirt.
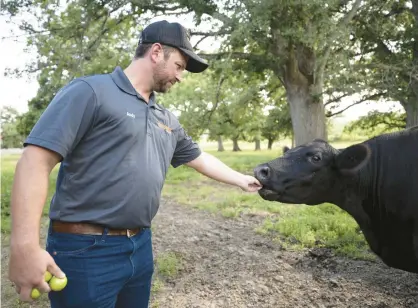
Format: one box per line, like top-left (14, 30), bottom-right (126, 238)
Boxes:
top-left (157, 121), bottom-right (172, 133)
top-left (126, 112), bottom-right (136, 119)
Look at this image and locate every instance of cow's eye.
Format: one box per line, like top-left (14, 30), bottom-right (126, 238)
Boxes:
top-left (311, 155), bottom-right (321, 162)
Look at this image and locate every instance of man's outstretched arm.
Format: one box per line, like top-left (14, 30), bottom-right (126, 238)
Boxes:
top-left (185, 152), bottom-right (262, 192)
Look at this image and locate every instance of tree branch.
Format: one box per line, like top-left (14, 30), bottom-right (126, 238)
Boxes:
top-left (205, 75), bottom-right (226, 122)
top-left (316, 0), bottom-right (363, 83)
top-left (203, 52), bottom-right (234, 122)
top-left (211, 12), bottom-right (232, 25)
top-left (193, 35), bottom-right (211, 49)
top-left (324, 93), bottom-right (352, 106)
top-left (197, 52), bottom-right (266, 62)
top-left (86, 13), bottom-right (110, 51)
top-left (326, 92), bottom-right (387, 117)
top-left (191, 29), bottom-right (232, 37)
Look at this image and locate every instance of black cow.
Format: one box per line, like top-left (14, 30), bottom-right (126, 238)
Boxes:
top-left (254, 126), bottom-right (418, 273)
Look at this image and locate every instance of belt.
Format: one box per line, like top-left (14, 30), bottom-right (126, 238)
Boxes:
top-left (51, 221), bottom-right (143, 238)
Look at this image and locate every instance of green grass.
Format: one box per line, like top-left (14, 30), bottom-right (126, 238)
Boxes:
top-left (256, 203), bottom-right (374, 260)
top-left (1, 154), bottom-right (59, 233)
top-left (1, 139), bottom-right (374, 261)
top-left (161, 139), bottom-right (374, 260)
top-left (149, 251), bottom-right (183, 304)
top-left (155, 251), bottom-right (184, 278)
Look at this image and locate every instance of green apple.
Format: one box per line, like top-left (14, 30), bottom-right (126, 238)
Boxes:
top-left (31, 288), bottom-right (41, 299)
top-left (44, 271), bottom-right (52, 282)
top-left (49, 276), bottom-right (68, 291)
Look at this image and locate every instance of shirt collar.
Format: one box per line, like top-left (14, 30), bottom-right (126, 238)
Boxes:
top-left (110, 66), bottom-right (162, 110)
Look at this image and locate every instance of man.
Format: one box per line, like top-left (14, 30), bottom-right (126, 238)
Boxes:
top-left (8, 20), bottom-right (262, 307)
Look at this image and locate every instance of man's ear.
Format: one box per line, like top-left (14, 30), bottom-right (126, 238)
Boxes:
top-left (149, 43), bottom-right (163, 63)
top-left (335, 143), bottom-right (371, 175)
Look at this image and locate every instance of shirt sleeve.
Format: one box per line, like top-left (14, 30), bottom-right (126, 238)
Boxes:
top-left (24, 79), bottom-right (97, 159)
top-left (171, 126), bottom-right (202, 168)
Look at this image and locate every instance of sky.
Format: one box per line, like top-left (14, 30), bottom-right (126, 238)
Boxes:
top-left (1, 15), bottom-right (39, 114)
top-left (0, 10), bottom-right (403, 122)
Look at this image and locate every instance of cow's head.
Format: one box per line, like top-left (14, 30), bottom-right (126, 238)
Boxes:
top-left (254, 139), bottom-right (371, 205)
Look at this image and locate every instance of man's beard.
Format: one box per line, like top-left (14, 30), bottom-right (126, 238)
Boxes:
top-left (153, 61), bottom-right (175, 93)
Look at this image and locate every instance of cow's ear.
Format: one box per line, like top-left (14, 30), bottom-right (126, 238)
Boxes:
top-left (335, 143), bottom-right (371, 175)
top-left (282, 146), bottom-right (290, 153)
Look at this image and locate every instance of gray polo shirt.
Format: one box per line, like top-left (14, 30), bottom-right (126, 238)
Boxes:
top-left (24, 66), bottom-right (201, 228)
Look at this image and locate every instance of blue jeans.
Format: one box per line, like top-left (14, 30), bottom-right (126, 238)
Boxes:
top-left (46, 223), bottom-right (154, 308)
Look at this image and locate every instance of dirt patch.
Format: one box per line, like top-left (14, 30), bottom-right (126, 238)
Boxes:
top-left (151, 199), bottom-right (418, 308)
top-left (2, 200), bottom-right (417, 308)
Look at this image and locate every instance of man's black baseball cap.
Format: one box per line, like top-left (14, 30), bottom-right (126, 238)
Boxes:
top-left (139, 20), bottom-right (209, 73)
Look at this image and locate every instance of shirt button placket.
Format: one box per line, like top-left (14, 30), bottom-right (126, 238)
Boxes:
top-left (146, 106), bottom-right (152, 137)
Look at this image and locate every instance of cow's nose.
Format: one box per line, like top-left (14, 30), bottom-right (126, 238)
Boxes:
top-left (254, 165), bottom-right (271, 180)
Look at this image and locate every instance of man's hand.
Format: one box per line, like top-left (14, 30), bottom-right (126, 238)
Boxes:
top-left (9, 243), bottom-right (65, 302)
top-left (186, 152), bottom-right (263, 192)
top-left (238, 175), bottom-right (263, 192)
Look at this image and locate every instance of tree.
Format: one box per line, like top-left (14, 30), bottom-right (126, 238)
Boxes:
top-left (6, 0), bottom-right (377, 145)
top-left (157, 70), bottom-right (217, 140)
top-left (158, 58), bottom-right (270, 151)
top-left (198, 0), bottom-right (363, 145)
top-left (347, 0), bottom-right (418, 128)
top-left (3, 0), bottom-right (178, 135)
top-left (262, 102), bottom-right (293, 150)
top-left (1, 106), bottom-right (25, 148)
top-left (344, 110), bottom-right (405, 137)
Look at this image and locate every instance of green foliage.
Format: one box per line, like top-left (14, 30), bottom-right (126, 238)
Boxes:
top-left (158, 60), bottom-right (281, 144)
top-left (1, 107), bottom-right (25, 148)
top-left (4, 0), bottom-right (365, 143)
top-left (6, 0), bottom-right (418, 147)
top-left (344, 110), bottom-right (405, 138)
top-left (6, 0), bottom-right (138, 135)
top-left (157, 70), bottom-right (218, 140)
top-left (345, 0), bottom-right (418, 126)
top-left (261, 101), bottom-right (292, 144)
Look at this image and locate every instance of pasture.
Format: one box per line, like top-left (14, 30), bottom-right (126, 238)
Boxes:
top-left (1, 139), bottom-right (372, 259)
top-left (1, 140), bottom-right (413, 308)
top-left (4, 138), bottom-right (409, 307)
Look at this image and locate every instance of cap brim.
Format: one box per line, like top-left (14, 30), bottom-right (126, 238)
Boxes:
top-left (179, 48), bottom-right (209, 73)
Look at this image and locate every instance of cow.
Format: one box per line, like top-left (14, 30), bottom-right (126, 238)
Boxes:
top-left (253, 126), bottom-right (418, 273)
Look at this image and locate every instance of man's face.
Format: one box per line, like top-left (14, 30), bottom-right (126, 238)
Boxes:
top-left (152, 47), bottom-right (187, 93)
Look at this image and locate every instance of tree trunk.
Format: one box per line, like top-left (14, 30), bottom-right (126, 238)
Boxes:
top-left (267, 138), bottom-right (274, 150)
top-left (291, 131), bottom-right (295, 148)
top-left (405, 102), bottom-right (418, 128)
top-left (286, 86), bottom-right (327, 146)
top-left (217, 136), bottom-right (225, 152)
top-left (276, 43), bottom-right (327, 146)
top-left (254, 139), bottom-right (261, 151)
top-left (282, 47), bottom-right (327, 146)
top-left (232, 138), bottom-right (241, 151)
top-left (406, 0), bottom-right (418, 128)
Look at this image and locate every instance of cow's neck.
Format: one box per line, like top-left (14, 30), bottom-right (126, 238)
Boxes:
top-left (331, 174), bottom-right (371, 226)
